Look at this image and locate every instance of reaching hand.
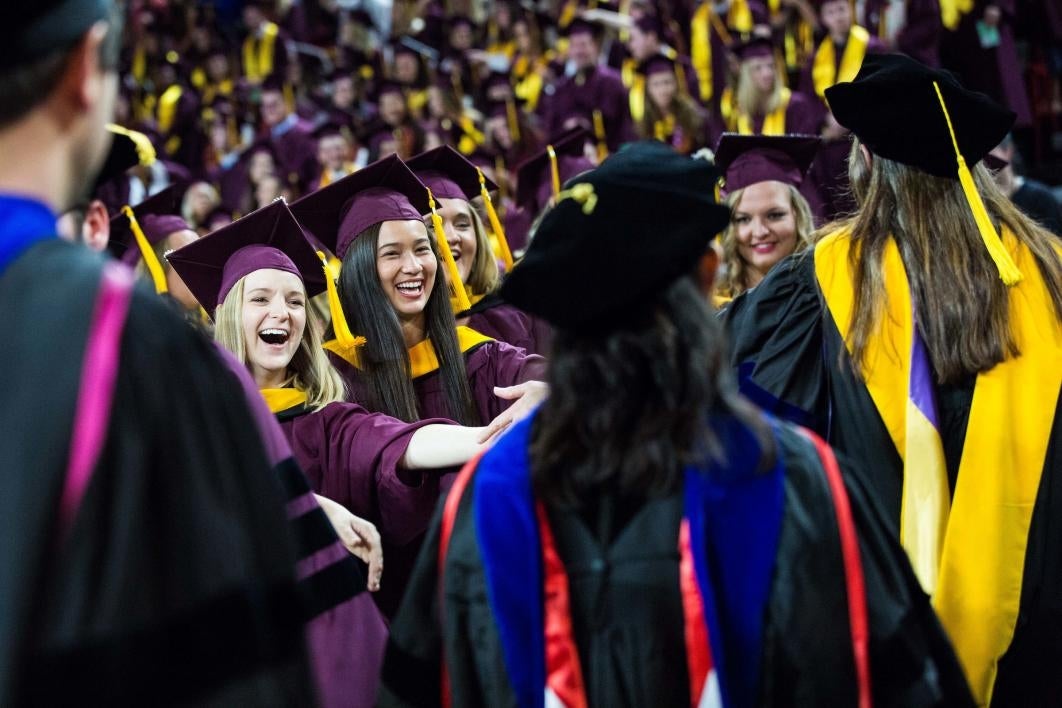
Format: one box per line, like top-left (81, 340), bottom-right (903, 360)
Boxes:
top-left (316, 495), bottom-right (384, 592)
top-left (480, 381), bottom-right (549, 443)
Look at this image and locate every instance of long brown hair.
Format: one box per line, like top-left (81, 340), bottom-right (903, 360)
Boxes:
top-left (839, 138), bottom-right (1062, 384)
top-left (637, 85), bottom-right (706, 153)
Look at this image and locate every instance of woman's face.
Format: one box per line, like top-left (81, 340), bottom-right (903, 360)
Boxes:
top-left (248, 150), bottom-right (276, 184)
top-left (164, 229), bottom-right (201, 311)
top-left (189, 185), bottom-right (216, 222)
top-left (427, 198), bottom-right (478, 283)
top-left (376, 219), bottom-right (438, 320)
top-left (746, 56), bottom-right (777, 94)
top-left (732, 181), bottom-right (798, 283)
top-left (513, 21), bottom-right (531, 53)
top-left (646, 72), bottom-right (677, 110)
top-left (241, 268), bottom-right (307, 383)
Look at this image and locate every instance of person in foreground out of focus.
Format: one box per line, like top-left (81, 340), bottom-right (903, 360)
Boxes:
top-left (724, 53), bottom-right (1062, 706)
top-left (0, 1), bottom-right (315, 705)
top-left (378, 141), bottom-right (974, 708)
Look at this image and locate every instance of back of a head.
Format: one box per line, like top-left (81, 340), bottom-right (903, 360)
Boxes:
top-left (500, 142), bottom-right (762, 504)
top-left (0, 1), bottom-right (121, 130)
top-left (825, 53), bottom-right (1062, 383)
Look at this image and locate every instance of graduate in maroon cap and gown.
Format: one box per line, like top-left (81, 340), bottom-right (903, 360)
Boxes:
top-left (169, 200), bottom-right (491, 699)
top-left (291, 156), bottom-right (547, 613)
top-left (713, 132), bottom-right (823, 299)
top-left (258, 76), bottom-right (321, 194)
top-left (506, 127), bottom-right (597, 254)
top-left (106, 187), bottom-right (203, 316)
top-left (729, 37), bottom-right (826, 136)
top-left (544, 19), bottom-right (637, 153)
top-left (798, 0), bottom-right (885, 219)
top-left (635, 54), bottom-right (720, 154)
top-left (861, 0), bottom-right (944, 67)
top-left (407, 145), bottom-right (552, 356)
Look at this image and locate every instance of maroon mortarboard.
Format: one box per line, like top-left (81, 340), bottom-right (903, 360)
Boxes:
top-left (563, 17), bottom-right (599, 37)
top-left (406, 145), bottom-right (497, 201)
top-left (289, 154), bottom-right (430, 259)
top-left (515, 127), bottom-right (594, 212)
top-left (312, 121), bottom-right (349, 141)
top-left (260, 73), bottom-right (286, 93)
top-left (483, 70), bottom-right (513, 93)
top-left (984, 153), bottom-right (1009, 172)
top-left (732, 36), bottom-right (775, 61)
top-left (107, 187), bottom-right (180, 262)
top-left (713, 133), bottom-right (821, 192)
top-left (633, 13), bottom-right (662, 36)
top-left (447, 13), bottom-right (475, 30)
top-left (373, 79), bottom-right (406, 102)
top-left (167, 200), bottom-right (325, 314)
top-left (637, 53), bottom-right (677, 77)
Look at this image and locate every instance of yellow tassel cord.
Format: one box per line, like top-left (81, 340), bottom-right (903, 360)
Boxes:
top-left (477, 168), bottom-right (514, 271)
top-left (121, 206), bottom-right (168, 295)
top-left (427, 189), bottom-right (473, 313)
top-left (592, 110), bottom-right (609, 162)
top-left (107, 124), bottom-right (156, 166)
top-left (505, 99), bottom-right (521, 142)
top-left (316, 250), bottom-right (365, 353)
top-left (547, 145), bottom-right (562, 197)
top-left (932, 81), bottom-right (1022, 286)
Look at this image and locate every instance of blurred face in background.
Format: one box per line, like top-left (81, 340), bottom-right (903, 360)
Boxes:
top-left (820, 0), bottom-right (853, 41)
top-left (259, 90), bottom-right (288, 128)
top-left (332, 76), bottom-right (355, 109)
top-left (568, 32), bottom-right (598, 71)
top-left (318, 134), bottom-right (351, 171)
top-left (394, 53), bottom-right (419, 84)
top-left (646, 71), bottom-right (678, 111)
top-left (747, 56), bottom-right (777, 94)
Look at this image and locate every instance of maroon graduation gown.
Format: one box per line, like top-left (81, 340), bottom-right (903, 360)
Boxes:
top-left (545, 65), bottom-right (638, 152)
top-left (463, 299), bottom-right (553, 357)
top-left (277, 400), bottom-right (451, 703)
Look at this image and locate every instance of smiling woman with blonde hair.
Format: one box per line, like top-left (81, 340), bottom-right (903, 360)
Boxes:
top-left (713, 133), bottom-right (820, 297)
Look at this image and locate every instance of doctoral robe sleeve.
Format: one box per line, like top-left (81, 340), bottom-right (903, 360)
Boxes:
top-left (721, 252), bottom-right (829, 433)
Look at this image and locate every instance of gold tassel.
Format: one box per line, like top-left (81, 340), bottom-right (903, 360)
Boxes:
top-left (317, 250), bottom-right (365, 351)
top-left (592, 109), bottom-right (609, 161)
top-left (427, 188), bottom-right (473, 313)
top-left (932, 81), bottom-right (1022, 286)
top-left (505, 99), bottom-right (521, 142)
top-left (477, 167), bottom-right (514, 270)
top-left (554, 183), bottom-right (597, 214)
top-left (546, 145), bottom-right (562, 197)
top-left (121, 205), bottom-right (168, 295)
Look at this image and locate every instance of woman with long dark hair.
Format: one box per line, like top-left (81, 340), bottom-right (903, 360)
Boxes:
top-left (291, 156), bottom-right (546, 435)
top-left (635, 54), bottom-right (716, 155)
top-left (724, 54), bottom-right (1062, 704)
top-left (407, 145), bottom-right (551, 355)
top-left (379, 141), bottom-right (972, 707)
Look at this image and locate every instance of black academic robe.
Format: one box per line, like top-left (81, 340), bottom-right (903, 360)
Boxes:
top-left (0, 240), bottom-right (314, 706)
top-left (722, 252), bottom-right (1062, 706)
top-left (378, 421), bottom-right (973, 707)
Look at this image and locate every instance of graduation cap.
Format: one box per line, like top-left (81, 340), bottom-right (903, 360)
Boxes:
top-left (500, 141), bottom-right (731, 329)
top-left (633, 13), bottom-right (663, 36)
top-left (290, 154), bottom-right (472, 312)
top-left (731, 36), bottom-right (775, 61)
top-left (2, 0), bottom-right (110, 65)
top-left (825, 52), bottom-right (1021, 284)
top-left (563, 17), bottom-right (600, 39)
top-left (91, 124), bottom-right (157, 195)
top-left (515, 127), bottom-right (595, 215)
top-left (108, 187), bottom-right (188, 295)
top-left (637, 53), bottom-right (677, 78)
top-left (714, 133), bottom-right (821, 193)
top-left (167, 200), bottom-right (325, 314)
top-left (407, 145), bottom-right (515, 269)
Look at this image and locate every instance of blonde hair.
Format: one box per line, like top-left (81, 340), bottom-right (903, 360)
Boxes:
top-left (717, 182), bottom-right (815, 297)
top-left (466, 204), bottom-right (502, 296)
top-left (734, 59), bottom-right (784, 124)
top-left (214, 276), bottom-right (347, 411)
top-left (181, 181), bottom-right (221, 229)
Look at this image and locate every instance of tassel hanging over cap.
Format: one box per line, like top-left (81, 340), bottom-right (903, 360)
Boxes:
top-left (476, 167), bottom-right (514, 271)
top-left (121, 205), bottom-right (168, 295)
top-left (427, 188), bottom-right (473, 313)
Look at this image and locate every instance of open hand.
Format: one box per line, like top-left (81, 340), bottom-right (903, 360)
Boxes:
top-left (317, 495), bottom-right (384, 592)
top-left (480, 381), bottom-right (549, 443)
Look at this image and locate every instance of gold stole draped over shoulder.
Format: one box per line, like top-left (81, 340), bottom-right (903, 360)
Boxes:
top-left (812, 25), bottom-right (870, 99)
top-left (325, 326), bottom-right (494, 380)
top-left (692, 3), bottom-right (742, 104)
top-left (814, 228), bottom-right (1062, 706)
top-left (243, 22), bottom-right (279, 83)
top-left (735, 87), bottom-right (790, 135)
top-left (260, 387), bottom-right (308, 415)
